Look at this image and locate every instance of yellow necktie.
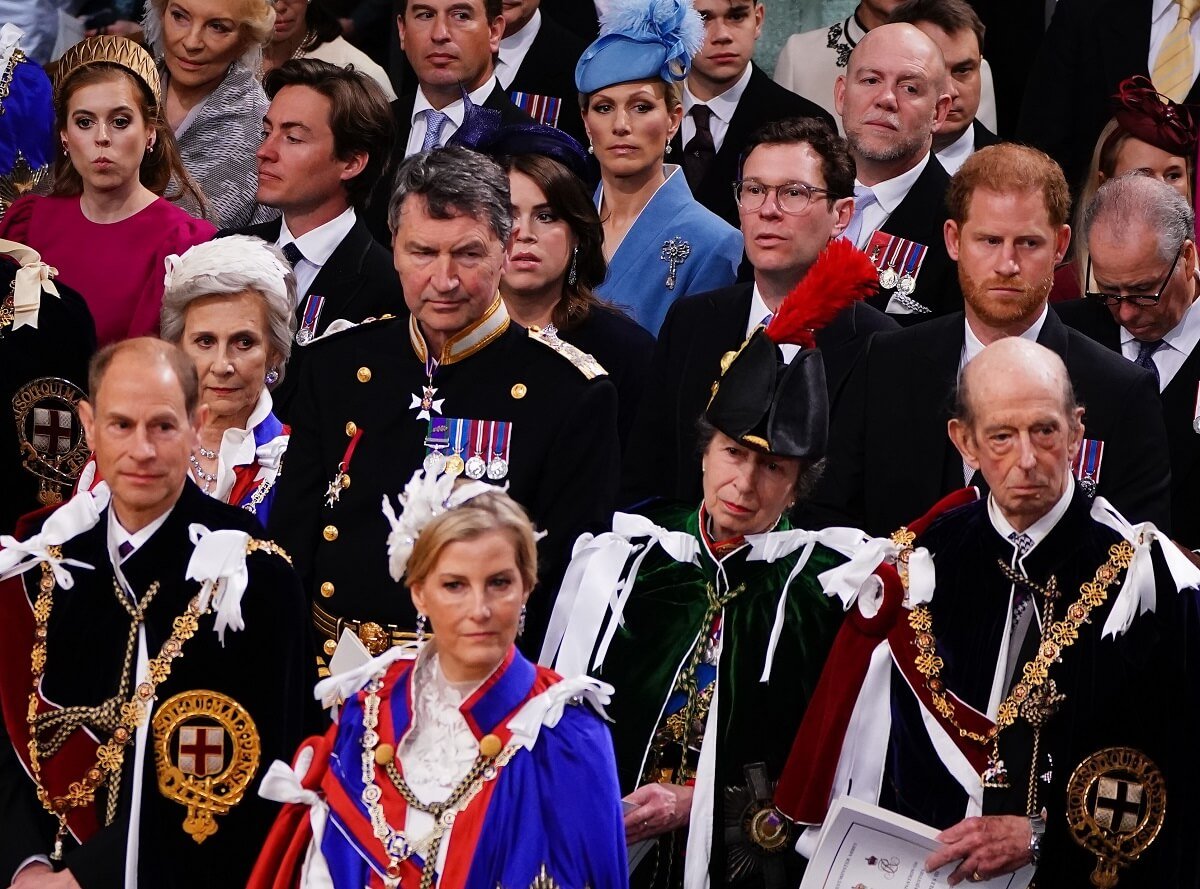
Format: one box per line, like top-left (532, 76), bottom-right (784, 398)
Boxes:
top-left (1152, 0), bottom-right (1200, 101)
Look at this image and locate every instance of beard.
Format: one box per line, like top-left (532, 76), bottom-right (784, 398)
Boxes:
top-left (846, 121), bottom-right (928, 164)
top-left (960, 266), bottom-right (1053, 328)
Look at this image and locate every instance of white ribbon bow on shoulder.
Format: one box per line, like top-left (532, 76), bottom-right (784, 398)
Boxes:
top-left (0, 484), bottom-right (109, 587)
top-left (186, 524), bottom-right (254, 644)
top-left (0, 238), bottom-right (60, 331)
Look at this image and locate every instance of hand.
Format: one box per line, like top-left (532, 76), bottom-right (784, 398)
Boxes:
top-left (9, 863), bottom-right (82, 889)
top-left (623, 782), bottom-right (694, 844)
top-left (925, 815), bottom-right (1032, 885)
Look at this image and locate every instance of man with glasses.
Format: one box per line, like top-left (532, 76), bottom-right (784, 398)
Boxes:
top-left (801, 143), bottom-right (1171, 535)
top-left (1058, 174), bottom-right (1200, 547)
top-left (621, 117), bottom-right (896, 504)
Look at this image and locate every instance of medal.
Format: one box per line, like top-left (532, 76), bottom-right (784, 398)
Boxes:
top-left (424, 418), bottom-right (451, 474)
top-left (465, 420), bottom-right (488, 479)
top-left (897, 242), bottom-right (925, 295)
top-left (325, 426), bottom-right (363, 507)
top-left (878, 238), bottom-right (901, 290)
top-left (409, 355), bottom-right (444, 421)
top-left (487, 422), bottom-right (511, 480)
top-left (444, 419), bottom-right (467, 476)
top-left (324, 468), bottom-right (347, 507)
top-left (423, 450), bottom-right (447, 474)
top-left (296, 294), bottom-right (325, 346)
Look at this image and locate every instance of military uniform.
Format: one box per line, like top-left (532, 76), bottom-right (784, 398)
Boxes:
top-left (0, 250), bottom-right (96, 535)
top-left (269, 297), bottom-right (620, 666)
top-left (0, 482), bottom-right (310, 888)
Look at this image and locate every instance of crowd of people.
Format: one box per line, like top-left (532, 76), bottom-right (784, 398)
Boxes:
top-left (0, 0), bottom-right (1199, 887)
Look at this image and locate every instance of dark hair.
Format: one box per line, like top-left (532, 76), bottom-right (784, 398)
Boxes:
top-left (398, 0), bottom-right (502, 19)
top-left (52, 63), bottom-right (206, 212)
top-left (889, 0), bottom-right (985, 52)
top-left (388, 147), bottom-right (512, 240)
top-left (88, 338), bottom-right (200, 418)
top-left (501, 153), bottom-right (612, 331)
top-left (303, 0), bottom-right (343, 48)
top-left (948, 143), bottom-right (1070, 227)
top-left (262, 58), bottom-right (396, 208)
top-left (741, 117), bottom-right (856, 200)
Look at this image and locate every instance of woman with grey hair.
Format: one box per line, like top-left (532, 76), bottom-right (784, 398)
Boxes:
top-left (158, 235), bottom-right (296, 521)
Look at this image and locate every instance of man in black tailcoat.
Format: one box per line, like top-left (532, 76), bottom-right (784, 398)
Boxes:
top-left (270, 148), bottom-right (619, 671)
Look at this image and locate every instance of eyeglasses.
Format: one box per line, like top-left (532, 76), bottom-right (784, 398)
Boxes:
top-left (1084, 246), bottom-right (1182, 306)
top-left (733, 179), bottom-right (836, 214)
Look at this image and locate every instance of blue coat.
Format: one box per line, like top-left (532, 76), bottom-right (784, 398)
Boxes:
top-left (595, 166), bottom-right (742, 336)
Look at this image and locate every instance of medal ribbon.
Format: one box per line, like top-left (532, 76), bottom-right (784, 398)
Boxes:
top-left (300, 295), bottom-right (325, 336)
top-left (494, 422), bottom-right (510, 460)
top-left (905, 243), bottom-right (926, 277)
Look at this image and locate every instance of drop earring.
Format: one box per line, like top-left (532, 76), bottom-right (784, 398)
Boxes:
top-left (415, 613), bottom-right (427, 643)
top-left (264, 368), bottom-right (279, 386)
top-left (517, 604), bottom-right (527, 637)
top-left (587, 143), bottom-right (594, 155)
top-left (567, 246), bottom-right (578, 286)
top-left (664, 142), bottom-right (673, 155)
top-left (61, 142), bottom-right (68, 156)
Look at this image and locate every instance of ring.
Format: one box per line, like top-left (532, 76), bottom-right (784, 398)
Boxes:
top-left (970, 872), bottom-right (984, 883)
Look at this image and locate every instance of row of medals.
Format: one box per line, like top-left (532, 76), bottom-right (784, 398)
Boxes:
top-left (872, 246), bottom-right (919, 296)
top-left (423, 447), bottom-right (508, 481)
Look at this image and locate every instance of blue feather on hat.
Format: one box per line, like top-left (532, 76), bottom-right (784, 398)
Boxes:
top-left (575, 0), bottom-right (704, 93)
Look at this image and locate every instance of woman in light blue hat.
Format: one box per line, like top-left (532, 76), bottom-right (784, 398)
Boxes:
top-left (577, 0), bottom-right (743, 337)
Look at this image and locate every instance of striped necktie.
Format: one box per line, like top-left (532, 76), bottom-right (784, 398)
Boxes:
top-left (1152, 0), bottom-right (1200, 101)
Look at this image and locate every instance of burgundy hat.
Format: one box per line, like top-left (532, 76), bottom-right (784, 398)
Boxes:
top-left (1111, 75), bottom-right (1197, 156)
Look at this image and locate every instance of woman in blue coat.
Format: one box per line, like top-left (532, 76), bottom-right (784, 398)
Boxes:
top-left (577, 0), bottom-right (743, 336)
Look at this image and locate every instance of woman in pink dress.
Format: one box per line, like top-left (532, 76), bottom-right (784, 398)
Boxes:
top-left (0, 35), bottom-right (214, 345)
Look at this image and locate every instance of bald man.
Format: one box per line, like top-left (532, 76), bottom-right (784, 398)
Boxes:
top-left (777, 337), bottom-right (1198, 887)
top-left (0, 339), bottom-right (308, 889)
top-left (835, 23), bottom-right (960, 319)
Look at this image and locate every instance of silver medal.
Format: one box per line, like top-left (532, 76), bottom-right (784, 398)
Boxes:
top-left (465, 455), bottom-right (487, 479)
top-left (897, 272), bottom-right (916, 295)
top-left (487, 457), bottom-right (508, 480)
top-left (879, 267), bottom-right (898, 290)
top-left (423, 450), bottom-right (447, 474)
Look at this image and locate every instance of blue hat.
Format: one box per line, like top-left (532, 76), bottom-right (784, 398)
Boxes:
top-left (575, 0), bottom-right (704, 94)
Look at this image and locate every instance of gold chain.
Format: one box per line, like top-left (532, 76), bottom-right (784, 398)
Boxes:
top-left (907, 540), bottom-right (1134, 779)
top-left (27, 553), bottom-right (206, 859)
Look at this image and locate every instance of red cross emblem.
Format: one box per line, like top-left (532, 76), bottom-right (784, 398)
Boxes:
top-left (177, 725), bottom-right (226, 777)
top-left (32, 407), bottom-right (73, 457)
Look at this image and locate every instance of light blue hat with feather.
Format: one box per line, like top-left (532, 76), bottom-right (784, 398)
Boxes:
top-left (575, 0), bottom-right (704, 94)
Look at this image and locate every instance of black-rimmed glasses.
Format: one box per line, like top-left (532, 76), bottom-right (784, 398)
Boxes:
top-left (1084, 245), bottom-right (1182, 306)
top-left (733, 179), bottom-right (836, 214)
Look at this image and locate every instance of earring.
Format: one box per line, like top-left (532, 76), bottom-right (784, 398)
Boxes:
top-left (61, 142), bottom-right (68, 156)
top-left (567, 246), bottom-right (578, 286)
top-left (145, 141), bottom-right (154, 154)
top-left (415, 613), bottom-right (427, 643)
top-left (265, 368), bottom-right (279, 386)
top-left (587, 144), bottom-right (594, 155)
top-left (665, 142), bottom-right (672, 155)
top-left (517, 604), bottom-right (527, 637)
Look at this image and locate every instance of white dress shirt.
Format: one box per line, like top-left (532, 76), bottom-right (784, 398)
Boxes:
top-left (405, 78), bottom-right (498, 158)
top-left (1119, 289), bottom-right (1200, 391)
top-left (935, 125), bottom-right (976, 176)
top-left (495, 8), bottom-right (541, 90)
top-left (847, 152), bottom-right (931, 250)
top-left (1149, 0), bottom-right (1200, 92)
top-left (681, 63), bottom-right (753, 154)
top-left (746, 283), bottom-right (801, 363)
top-left (277, 207), bottom-right (357, 303)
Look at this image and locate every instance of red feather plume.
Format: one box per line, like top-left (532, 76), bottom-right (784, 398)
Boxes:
top-left (764, 239), bottom-right (880, 349)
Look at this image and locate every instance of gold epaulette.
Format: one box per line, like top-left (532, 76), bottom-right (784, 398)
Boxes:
top-left (527, 327), bottom-right (608, 379)
top-left (246, 539), bottom-right (292, 566)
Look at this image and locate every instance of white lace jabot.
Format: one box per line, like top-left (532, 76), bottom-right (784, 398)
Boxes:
top-left (398, 651), bottom-right (482, 806)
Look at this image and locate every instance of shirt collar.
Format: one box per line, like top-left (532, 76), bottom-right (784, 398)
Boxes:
top-left (218, 388), bottom-right (275, 467)
top-left (279, 206), bottom-right (357, 269)
top-left (858, 152), bottom-right (930, 215)
top-left (1118, 278), bottom-right (1200, 354)
top-left (683, 62), bottom-right (753, 124)
top-left (986, 478), bottom-right (1074, 556)
top-left (498, 8), bottom-right (541, 62)
top-left (746, 283), bottom-right (776, 339)
top-left (108, 501), bottom-right (173, 565)
top-left (1152, 0), bottom-right (1176, 21)
top-left (962, 304), bottom-right (1049, 366)
top-left (409, 295), bottom-right (511, 365)
top-left (935, 125), bottom-right (976, 174)
top-left (412, 78), bottom-right (498, 128)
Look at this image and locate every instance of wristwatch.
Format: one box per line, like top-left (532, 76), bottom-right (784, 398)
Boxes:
top-left (1028, 810), bottom-right (1047, 866)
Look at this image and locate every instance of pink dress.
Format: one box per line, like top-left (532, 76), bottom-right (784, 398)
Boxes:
top-left (0, 194), bottom-right (215, 345)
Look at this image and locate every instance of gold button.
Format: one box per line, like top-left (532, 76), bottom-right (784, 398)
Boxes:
top-left (341, 474), bottom-right (351, 489)
top-left (322, 638), bottom-right (338, 656)
top-left (322, 524), bottom-right (339, 542)
top-left (375, 743), bottom-right (395, 765)
top-left (479, 733), bottom-right (503, 757)
top-left (380, 313), bottom-right (395, 320)
top-left (319, 581), bottom-right (335, 598)
top-left (511, 383), bottom-right (527, 399)
top-left (356, 366), bottom-right (372, 383)
top-left (345, 421), bottom-right (357, 436)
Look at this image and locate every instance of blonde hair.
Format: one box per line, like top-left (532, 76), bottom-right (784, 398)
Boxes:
top-left (404, 489), bottom-right (538, 591)
top-left (145, 0), bottom-right (275, 70)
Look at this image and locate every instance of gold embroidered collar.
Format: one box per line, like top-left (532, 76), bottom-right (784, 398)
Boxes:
top-left (408, 295), bottom-right (510, 366)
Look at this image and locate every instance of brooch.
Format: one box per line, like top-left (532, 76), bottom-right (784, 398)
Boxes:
top-left (660, 237), bottom-right (691, 290)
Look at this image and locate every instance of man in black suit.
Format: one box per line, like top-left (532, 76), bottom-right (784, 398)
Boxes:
top-left (803, 143), bottom-right (1172, 536)
top-left (1017, 0), bottom-right (1200, 195)
top-left (835, 23), bottom-right (960, 320)
top-left (672, 0), bottom-right (835, 227)
top-left (622, 117), bottom-right (897, 505)
top-left (495, 0), bottom-right (588, 146)
top-left (364, 0), bottom-right (534, 242)
top-left (890, 0), bottom-right (1000, 175)
top-left (1057, 174), bottom-right (1200, 548)
top-left (222, 59), bottom-right (402, 421)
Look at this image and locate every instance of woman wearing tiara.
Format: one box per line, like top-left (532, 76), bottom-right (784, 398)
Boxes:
top-left (248, 469), bottom-right (629, 889)
top-left (0, 35), bottom-right (214, 345)
top-left (575, 0), bottom-right (743, 336)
